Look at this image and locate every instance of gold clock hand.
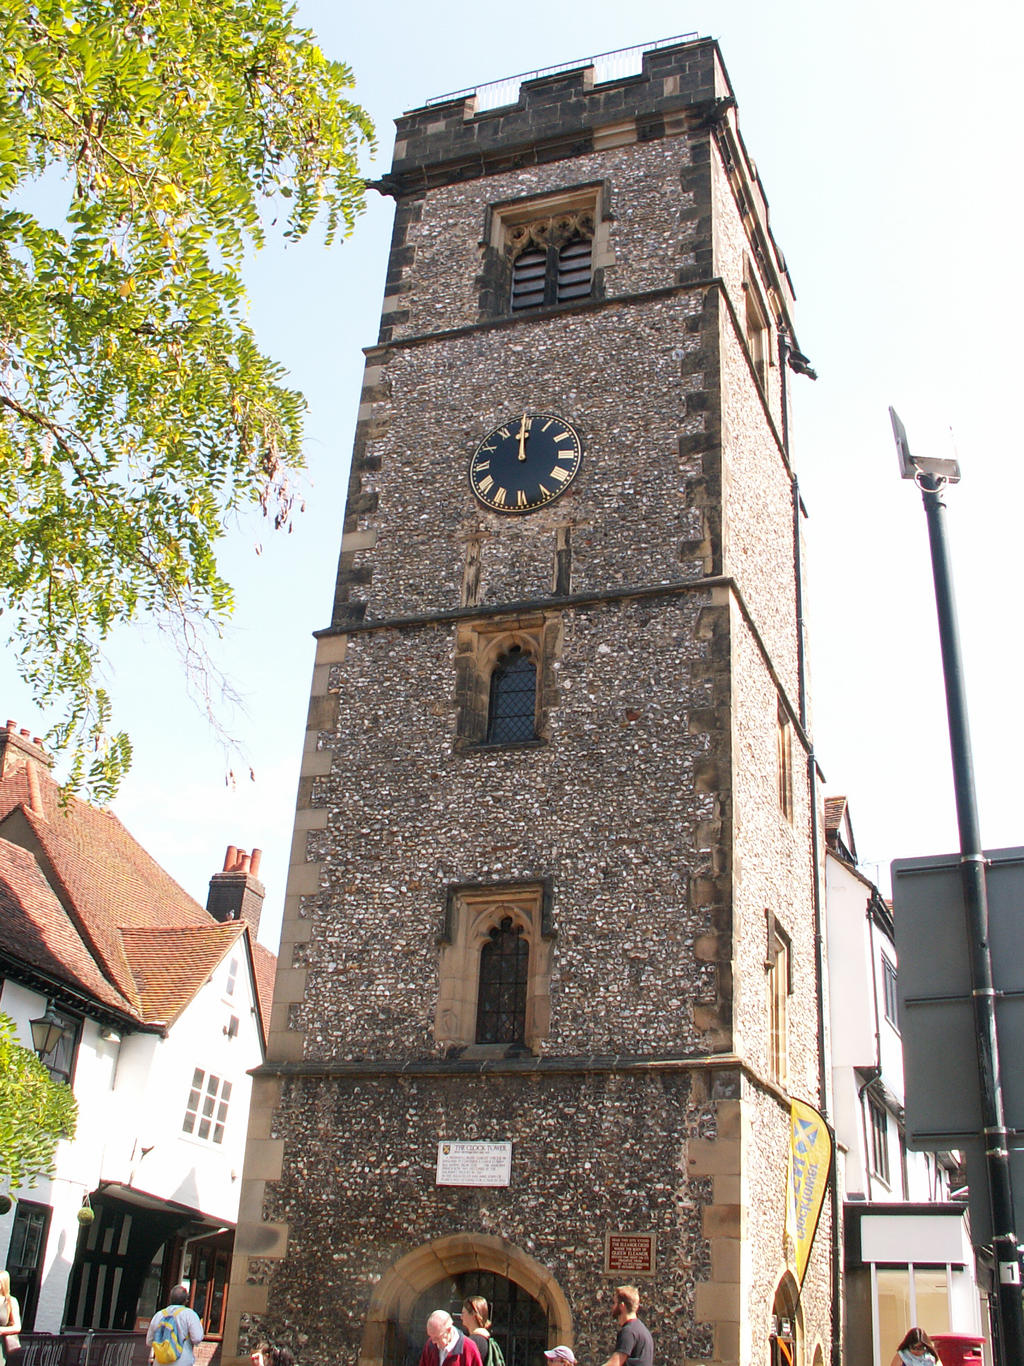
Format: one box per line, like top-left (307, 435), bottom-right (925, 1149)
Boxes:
top-left (517, 413), bottom-right (528, 461)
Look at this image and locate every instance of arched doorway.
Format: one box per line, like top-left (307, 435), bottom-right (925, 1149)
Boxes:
top-left (770, 1271), bottom-right (802, 1366)
top-left (361, 1236), bottom-right (572, 1366)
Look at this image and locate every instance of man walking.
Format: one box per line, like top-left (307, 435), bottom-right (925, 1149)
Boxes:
top-left (601, 1286), bottom-right (653, 1366)
top-left (418, 1311), bottom-right (484, 1366)
top-left (146, 1285), bottom-right (204, 1366)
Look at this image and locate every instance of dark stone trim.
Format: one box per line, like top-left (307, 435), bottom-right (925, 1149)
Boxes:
top-left (255, 1051), bottom-right (744, 1079)
top-left (364, 278), bottom-right (719, 357)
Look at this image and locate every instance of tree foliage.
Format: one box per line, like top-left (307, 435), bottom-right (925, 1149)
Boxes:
top-left (0, 1011), bottom-right (78, 1193)
top-left (0, 0), bottom-right (374, 796)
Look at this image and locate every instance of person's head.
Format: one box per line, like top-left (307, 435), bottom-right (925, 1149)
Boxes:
top-left (897, 1329), bottom-right (938, 1357)
top-left (427, 1312), bottom-right (456, 1351)
top-left (169, 1285), bottom-right (190, 1307)
top-left (461, 1298), bottom-right (490, 1333)
top-left (611, 1286), bottom-right (640, 1323)
top-left (276, 1348), bottom-right (296, 1366)
top-left (544, 1350), bottom-right (577, 1366)
top-left (250, 1343), bottom-right (272, 1366)
top-left (0, 1270), bottom-right (10, 1298)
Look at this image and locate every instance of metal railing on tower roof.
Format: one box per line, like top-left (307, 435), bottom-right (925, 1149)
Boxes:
top-left (421, 34), bottom-right (701, 114)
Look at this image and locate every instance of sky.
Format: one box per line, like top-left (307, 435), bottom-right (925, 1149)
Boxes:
top-left (3, 0), bottom-right (1024, 951)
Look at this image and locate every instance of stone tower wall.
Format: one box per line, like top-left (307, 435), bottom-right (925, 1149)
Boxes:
top-left (227, 36), bottom-right (831, 1366)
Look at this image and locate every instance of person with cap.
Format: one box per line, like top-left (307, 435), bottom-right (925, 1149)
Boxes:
top-left (418, 1310), bottom-right (484, 1366)
top-left (545, 1348), bottom-right (577, 1366)
top-left (601, 1286), bottom-right (653, 1366)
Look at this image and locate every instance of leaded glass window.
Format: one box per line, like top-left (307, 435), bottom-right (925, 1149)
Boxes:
top-left (486, 646), bottom-right (537, 744)
top-left (476, 917), bottom-right (529, 1045)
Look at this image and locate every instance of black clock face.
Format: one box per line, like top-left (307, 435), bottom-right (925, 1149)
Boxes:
top-left (469, 413), bottom-right (583, 513)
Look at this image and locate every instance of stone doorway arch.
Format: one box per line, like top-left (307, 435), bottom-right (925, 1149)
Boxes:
top-left (360, 1235), bottom-right (573, 1366)
top-left (770, 1270), bottom-right (803, 1365)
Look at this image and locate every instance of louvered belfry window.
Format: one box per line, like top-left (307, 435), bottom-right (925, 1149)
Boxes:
top-left (510, 247), bottom-right (548, 311)
top-left (508, 210), bottom-right (594, 312)
top-left (486, 645), bottom-right (537, 743)
top-left (556, 237), bottom-right (593, 301)
top-left (476, 916), bottom-right (529, 1045)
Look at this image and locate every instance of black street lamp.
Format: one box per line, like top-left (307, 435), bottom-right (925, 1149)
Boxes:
top-left (892, 407), bottom-right (1023, 1366)
top-left (29, 1002), bottom-right (67, 1059)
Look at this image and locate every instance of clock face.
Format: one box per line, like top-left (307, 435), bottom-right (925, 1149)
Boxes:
top-left (469, 413), bottom-right (583, 513)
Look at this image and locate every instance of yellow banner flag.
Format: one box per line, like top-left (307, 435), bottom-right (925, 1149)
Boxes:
top-left (786, 1097), bottom-right (833, 1288)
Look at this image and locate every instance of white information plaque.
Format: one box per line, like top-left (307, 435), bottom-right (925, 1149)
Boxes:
top-left (436, 1141), bottom-right (512, 1187)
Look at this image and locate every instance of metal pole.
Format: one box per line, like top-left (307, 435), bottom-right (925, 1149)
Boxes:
top-left (918, 472), bottom-right (1024, 1363)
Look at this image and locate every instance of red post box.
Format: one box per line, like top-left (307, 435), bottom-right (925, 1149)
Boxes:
top-left (932, 1333), bottom-right (986, 1366)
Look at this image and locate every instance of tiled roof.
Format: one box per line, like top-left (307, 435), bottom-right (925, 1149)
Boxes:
top-left (0, 741), bottom-right (275, 1036)
top-left (120, 924), bottom-right (247, 1027)
top-left (251, 940), bottom-right (278, 1043)
top-left (0, 838), bottom-right (134, 1015)
top-left (0, 766), bottom-right (213, 1010)
top-left (823, 795), bottom-right (847, 834)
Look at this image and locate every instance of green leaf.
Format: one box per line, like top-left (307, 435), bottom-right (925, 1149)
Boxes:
top-left (0, 0), bottom-right (375, 796)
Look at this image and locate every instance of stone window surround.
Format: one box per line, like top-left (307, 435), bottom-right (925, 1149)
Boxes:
top-left (434, 879), bottom-right (556, 1056)
top-left (453, 612), bottom-right (562, 751)
top-left (776, 701), bottom-right (794, 824)
top-left (742, 255), bottom-right (772, 394)
top-left (765, 910), bottom-right (792, 1085)
top-left (480, 180), bottom-right (614, 317)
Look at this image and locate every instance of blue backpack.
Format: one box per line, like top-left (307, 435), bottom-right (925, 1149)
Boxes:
top-left (151, 1307), bottom-right (187, 1364)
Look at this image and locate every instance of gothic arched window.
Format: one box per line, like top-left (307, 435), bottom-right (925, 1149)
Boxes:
top-left (475, 916), bottom-right (529, 1045)
top-left (486, 646), bottom-right (537, 744)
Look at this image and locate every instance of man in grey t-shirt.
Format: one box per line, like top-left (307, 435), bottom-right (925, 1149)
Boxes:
top-left (600, 1286), bottom-right (653, 1366)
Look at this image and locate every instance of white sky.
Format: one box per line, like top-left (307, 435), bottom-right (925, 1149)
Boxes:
top-left (3, 0), bottom-right (1023, 950)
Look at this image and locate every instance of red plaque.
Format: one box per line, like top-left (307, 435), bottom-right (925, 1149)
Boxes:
top-left (604, 1232), bottom-right (656, 1277)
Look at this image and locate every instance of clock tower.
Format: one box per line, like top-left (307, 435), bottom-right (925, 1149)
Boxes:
top-left (228, 37), bottom-right (832, 1366)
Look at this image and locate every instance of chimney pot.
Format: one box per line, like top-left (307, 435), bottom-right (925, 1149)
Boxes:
top-left (20, 728), bottom-right (30, 737)
top-left (224, 844), bottom-right (238, 872)
top-left (250, 849), bottom-right (262, 877)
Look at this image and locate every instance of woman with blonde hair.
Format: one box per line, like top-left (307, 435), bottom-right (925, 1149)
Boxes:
top-left (0, 1270), bottom-right (22, 1365)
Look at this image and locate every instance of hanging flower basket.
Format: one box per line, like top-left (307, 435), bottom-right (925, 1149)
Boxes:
top-left (77, 1196), bottom-right (95, 1226)
top-left (0, 1193), bottom-right (13, 1215)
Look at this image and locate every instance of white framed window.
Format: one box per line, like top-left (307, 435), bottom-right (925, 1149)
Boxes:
top-left (882, 956), bottom-right (899, 1029)
top-left (225, 957), bottom-right (239, 998)
top-left (182, 1068), bottom-right (232, 1144)
top-left (868, 1096), bottom-right (890, 1184)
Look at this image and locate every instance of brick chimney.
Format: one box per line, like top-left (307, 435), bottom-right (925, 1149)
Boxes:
top-left (1, 720), bottom-right (52, 815)
top-left (207, 844), bottom-right (265, 937)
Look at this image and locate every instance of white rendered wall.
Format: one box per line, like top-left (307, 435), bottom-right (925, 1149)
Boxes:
top-left (0, 945), bottom-right (262, 1331)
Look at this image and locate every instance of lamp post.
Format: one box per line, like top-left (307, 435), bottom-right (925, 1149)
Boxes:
top-left (892, 407), bottom-right (1024, 1364)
